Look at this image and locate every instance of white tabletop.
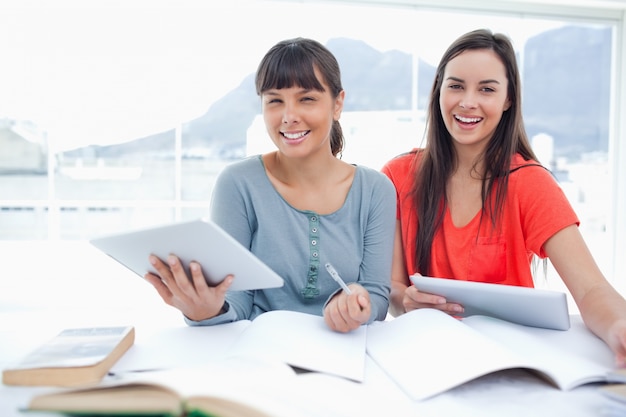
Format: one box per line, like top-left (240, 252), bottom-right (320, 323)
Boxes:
top-left (0, 240), bottom-right (624, 417)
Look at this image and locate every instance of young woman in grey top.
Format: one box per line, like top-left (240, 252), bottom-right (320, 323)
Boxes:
top-left (146, 37), bottom-right (396, 333)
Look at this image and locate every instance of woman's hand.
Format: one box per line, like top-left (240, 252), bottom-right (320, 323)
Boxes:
top-left (144, 254), bottom-right (233, 321)
top-left (606, 318), bottom-right (626, 366)
top-left (388, 220), bottom-right (464, 317)
top-left (323, 284), bottom-right (371, 333)
top-left (544, 224), bottom-right (626, 365)
top-left (402, 279), bottom-right (464, 316)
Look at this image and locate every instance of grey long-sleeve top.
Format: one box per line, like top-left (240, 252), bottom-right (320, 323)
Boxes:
top-left (186, 155), bottom-right (396, 326)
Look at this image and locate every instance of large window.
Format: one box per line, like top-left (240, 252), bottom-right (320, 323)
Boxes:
top-left (1, 0), bottom-right (624, 292)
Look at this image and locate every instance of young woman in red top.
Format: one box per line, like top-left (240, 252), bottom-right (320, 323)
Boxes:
top-left (381, 29), bottom-right (626, 364)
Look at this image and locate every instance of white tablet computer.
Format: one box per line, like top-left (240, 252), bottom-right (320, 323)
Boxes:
top-left (90, 219), bottom-right (284, 291)
top-left (410, 275), bottom-right (570, 330)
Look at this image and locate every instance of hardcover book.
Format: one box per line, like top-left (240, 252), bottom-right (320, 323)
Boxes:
top-left (2, 325), bottom-right (135, 387)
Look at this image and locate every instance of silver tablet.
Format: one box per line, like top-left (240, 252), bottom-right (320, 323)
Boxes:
top-left (410, 275), bottom-right (570, 330)
top-left (91, 219), bottom-right (284, 291)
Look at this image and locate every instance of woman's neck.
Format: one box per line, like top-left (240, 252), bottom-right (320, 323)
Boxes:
top-left (266, 151), bottom-right (342, 187)
top-left (263, 151), bottom-right (355, 215)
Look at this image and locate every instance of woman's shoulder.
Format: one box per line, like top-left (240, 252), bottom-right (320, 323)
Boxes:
top-left (381, 149), bottom-right (420, 172)
top-left (355, 163), bottom-right (393, 186)
top-left (352, 165), bottom-right (396, 207)
top-left (509, 154), bottom-right (554, 181)
top-left (507, 154), bottom-right (564, 203)
top-left (506, 154), bottom-right (578, 229)
top-left (348, 165), bottom-right (395, 202)
top-left (217, 155), bottom-right (263, 178)
top-left (223, 154), bottom-right (262, 170)
top-left (379, 148), bottom-right (421, 190)
top-left (214, 155), bottom-right (267, 193)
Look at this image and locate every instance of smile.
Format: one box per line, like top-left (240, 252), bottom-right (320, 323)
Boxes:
top-left (454, 115), bottom-right (482, 124)
top-left (282, 131), bottom-right (310, 140)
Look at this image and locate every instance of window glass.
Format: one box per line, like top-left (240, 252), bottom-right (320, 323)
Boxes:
top-left (0, 1), bottom-right (615, 281)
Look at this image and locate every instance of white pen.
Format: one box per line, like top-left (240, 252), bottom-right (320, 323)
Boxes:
top-left (324, 262), bottom-right (353, 295)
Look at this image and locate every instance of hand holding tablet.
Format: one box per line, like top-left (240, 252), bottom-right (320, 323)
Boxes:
top-left (90, 219), bottom-right (284, 292)
top-left (410, 275), bottom-right (570, 330)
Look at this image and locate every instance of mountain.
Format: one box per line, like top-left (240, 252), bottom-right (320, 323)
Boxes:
top-left (61, 37), bottom-right (434, 161)
top-left (16, 25), bottom-right (614, 163)
top-left (522, 25), bottom-right (611, 159)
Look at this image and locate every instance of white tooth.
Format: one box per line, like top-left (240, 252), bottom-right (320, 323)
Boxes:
top-left (284, 131), bottom-right (307, 139)
top-left (456, 115), bottom-right (481, 123)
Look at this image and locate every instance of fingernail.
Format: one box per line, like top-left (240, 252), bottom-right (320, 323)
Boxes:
top-left (149, 255), bottom-right (157, 265)
top-left (168, 255), bottom-right (177, 266)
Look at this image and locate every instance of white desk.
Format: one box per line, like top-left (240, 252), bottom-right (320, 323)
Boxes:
top-left (0, 241), bottom-right (624, 417)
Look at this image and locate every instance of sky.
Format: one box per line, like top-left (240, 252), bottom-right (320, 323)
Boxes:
top-left (0, 0), bottom-right (565, 151)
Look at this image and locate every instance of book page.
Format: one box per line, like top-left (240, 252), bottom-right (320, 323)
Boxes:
top-left (366, 309), bottom-right (541, 401)
top-left (226, 310), bottom-right (367, 382)
top-left (123, 356), bottom-right (298, 397)
top-left (111, 320), bottom-right (251, 373)
top-left (233, 371), bottom-right (416, 417)
top-left (462, 314), bottom-right (615, 389)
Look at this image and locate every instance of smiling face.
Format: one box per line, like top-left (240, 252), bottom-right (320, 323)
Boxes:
top-left (439, 49), bottom-right (511, 153)
top-left (261, 68), bottom-right (344, 159)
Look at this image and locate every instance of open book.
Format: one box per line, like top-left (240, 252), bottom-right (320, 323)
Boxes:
top-left (366, 308), bottom-right (616, 401)
top-left (25, 357), bottom-right (409, 417)
top-left (111, 310), bottom-right (366, 383)
top-left (223, 310), bottom-right (367, 382)
top-left (598, 368), bottom-right (626, 405)
top-left (25, 357), bottom-right (304, 417)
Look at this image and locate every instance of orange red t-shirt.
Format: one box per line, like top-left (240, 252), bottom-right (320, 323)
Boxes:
top-left (381, 149), bottom-right (579, 287)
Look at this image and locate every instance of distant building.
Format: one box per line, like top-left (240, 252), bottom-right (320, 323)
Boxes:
top-left (532, 133), bottom-right (554, 169)
top-left (0, 119), bottom-right (47, 174)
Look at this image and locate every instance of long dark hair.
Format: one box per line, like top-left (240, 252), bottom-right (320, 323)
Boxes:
top-left (412, 29), bottom-right (538, 275)
top-left (255, 37), bottom-right (345, 156)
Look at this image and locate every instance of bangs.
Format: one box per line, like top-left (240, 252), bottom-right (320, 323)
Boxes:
top-left (256, 45), bottom-right (325, 93)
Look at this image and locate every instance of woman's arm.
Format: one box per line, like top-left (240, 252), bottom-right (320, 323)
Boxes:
top-left (209, 163), bottom-right (257, 320)
top-left (325, 171), bottom-right (396, 329)
top-left (544, 224), bottom-right (626, 364)
top-left (354, 173), bottom-right (397, 322)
